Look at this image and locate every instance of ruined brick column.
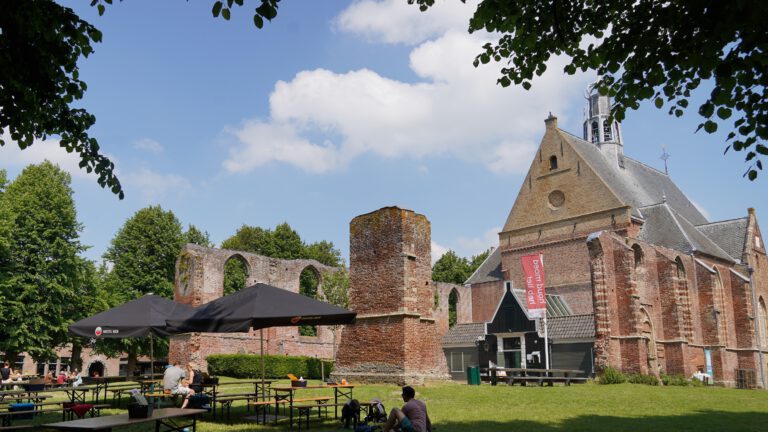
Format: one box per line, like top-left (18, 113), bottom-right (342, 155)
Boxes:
top-left (333, 207), bottom-right (449, 385)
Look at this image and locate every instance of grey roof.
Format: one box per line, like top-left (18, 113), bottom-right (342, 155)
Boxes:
top-left (696, 218), bottom-right (749, 262)
top-left (465, 247), bottom-right (503, 285)
top-left (559, 130), bottom-right (708, 225)
top-left (511, 289), bottom-right (573, 318)
top-left (442, 323), bottom-right (486, 346)
top-left (548, 314), bottom-right (595, 340)
top-left (637, 203), bottom-right (735, 262)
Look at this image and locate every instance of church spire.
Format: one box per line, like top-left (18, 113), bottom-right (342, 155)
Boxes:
top-left (583, 82), bottom-right (624, 168)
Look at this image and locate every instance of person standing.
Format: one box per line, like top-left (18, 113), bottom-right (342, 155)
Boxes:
top-left (382, 386), bottom-right (432, 432)
top-left (0, 362), bottom-right (12, 384)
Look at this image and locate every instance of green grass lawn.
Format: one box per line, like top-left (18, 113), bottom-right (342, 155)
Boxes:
top-left (12, 378), bottom-right (768, 431)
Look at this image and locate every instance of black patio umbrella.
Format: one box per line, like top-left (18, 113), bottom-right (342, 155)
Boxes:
top-left (166, 283), bottom-right (356, 386)
top-left (69, 295), bottom-right (195, 376)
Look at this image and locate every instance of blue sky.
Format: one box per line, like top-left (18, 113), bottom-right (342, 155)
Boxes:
top-left (2, 0), bottom-right (765, 265)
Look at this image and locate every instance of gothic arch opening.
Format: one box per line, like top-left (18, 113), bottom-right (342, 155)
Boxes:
top-left (87, 360), bottom-right (105, 378)
top-left (299, 266), bottom-right (321, 336)
top-left (759, 297), bottom-right (767, 348)
top-left (223, 254), bottom-right (250, 296)
top-left (713, 268), bottom-right (727, 344)
top-left (632, 244), bottom-right (644, 268)
top-left (448, 288), bottom-right (459, 328)
top-left (640, 307), bottom-right (659, 376)
top-left (675, 257), bottom-right (693, 339)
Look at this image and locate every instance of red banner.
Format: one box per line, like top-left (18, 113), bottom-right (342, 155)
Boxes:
top-left (521, 253), bottom-right (546, 318)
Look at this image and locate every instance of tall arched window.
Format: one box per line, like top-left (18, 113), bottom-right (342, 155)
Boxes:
top-left (448, 289), bottom-right (459, 327)
top-left (759, 297), bottom-right (768, 348)
top-left (675, 257), bottom-right (693, 338)
top-left (713, 268), bottom-right (727, 344)
top-left (603, 121), bottom-right (612, 141)
top-left (591, 121), bottom-right (599, 143)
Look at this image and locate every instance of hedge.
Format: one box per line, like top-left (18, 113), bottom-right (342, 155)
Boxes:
top-left (206, 354), bottom-right (334, 379)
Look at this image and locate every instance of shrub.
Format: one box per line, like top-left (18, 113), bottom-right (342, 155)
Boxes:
top-left (206, 354), bottom-right (334, 379)
top-left (661, 373), bottom-right (690, 386)
top-left (598, 366), bottom-right (626, 384)
top-left (627, 373), bottom-right (659, 386)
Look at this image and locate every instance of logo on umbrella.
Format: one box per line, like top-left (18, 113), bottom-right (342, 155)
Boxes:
top-left (95, 326), bottom-right (102, 337)
top-left (290, 316), bottom-right (302, 324)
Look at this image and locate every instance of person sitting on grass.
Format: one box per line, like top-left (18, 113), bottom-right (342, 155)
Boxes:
top-left (382, 386), bottom-right (432, 432)
top-left (163, 361), bottom-right (195, 408)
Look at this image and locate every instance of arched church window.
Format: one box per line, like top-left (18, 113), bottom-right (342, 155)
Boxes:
top-left (449, 289), bottom-right (459, 328)
top-left (549, 155), bottom-right (558, 170)
top-left (603, 120), bottom-right (612, 141)
top-left (591, 121), bottom-right (599, 143)
top-left (632, 244), bottom-right (644, 269)
top-left (713, 268), bottom-right (727, 344)
top-left (759, 297), bottom-right (768, 348)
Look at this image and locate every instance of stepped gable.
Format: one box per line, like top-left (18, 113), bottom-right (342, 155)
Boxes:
top-left (636, 202), bottom-right (734, 262)
top-left (558, 130), bottom-right (708, 225)
top-left (695, 217), bottom-right (749, 262)
top-left (464, 247), bottom-right (502, 285)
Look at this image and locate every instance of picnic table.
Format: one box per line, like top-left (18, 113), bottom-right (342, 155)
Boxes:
top-left (80, 377), bottom-right (127, 403)
top-left (43, 407), bottom-right (206, 431)
top-left (136, 378), bottom-right (163, 394)
top-left (44, 385), bottom-right (101, 403)
top-left (482, 367), bottom-right (587, 386)
top-left (271, 384), bottom-right (354, 430)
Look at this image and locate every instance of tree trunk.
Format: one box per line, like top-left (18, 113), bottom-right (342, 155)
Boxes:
top-left (70, 342), bottom-right (83, 372)
top-left (125, 350), bottom-right (138, 377)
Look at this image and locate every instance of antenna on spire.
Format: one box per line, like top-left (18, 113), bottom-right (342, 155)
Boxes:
top-left (660, 145), bottom-right (671, 175)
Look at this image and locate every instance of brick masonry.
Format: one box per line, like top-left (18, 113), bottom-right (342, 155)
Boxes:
top-left (333, 207), bottom-right (451, 385)
top-left (169, 245), bottom-right (340, 371)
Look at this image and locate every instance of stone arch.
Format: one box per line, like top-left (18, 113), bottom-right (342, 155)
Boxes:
top-left (86, 360), bottom-right (105, 378)
top-left (640, 307), bottom-right (659, 376)
top-left (298, 265), bottom-right (322, 337)
top-left (632, 244), bottom-right (644, 268)
top-left (759, 297), bottom-right (768, 348)
top-left (448, 288), bottom-right (460, 328)
top-left (223, 253), bottom-right (251, 296)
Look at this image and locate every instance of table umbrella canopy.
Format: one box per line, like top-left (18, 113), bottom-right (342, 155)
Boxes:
top-left (68, 295), bottom-right (196, 338)
top-left (166, 283), bottom-right (356, 333)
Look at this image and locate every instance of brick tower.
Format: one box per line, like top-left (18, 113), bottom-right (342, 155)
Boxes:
top-left (333, 206), bottom-right (449, 385)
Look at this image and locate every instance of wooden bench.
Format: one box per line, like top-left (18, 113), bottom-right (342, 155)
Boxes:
top-left (107, 386), bottom-right (140, 406)
top-left (0, 403), bottom-right (109, 427)
top-left (508, 376), bottom-right (588, 386)
top-left (290, 396), bottom-right (332, 430)
top-left (216, 393), bottom-right (259, 423)
top-left (247, 398), bottom-right (287, 425)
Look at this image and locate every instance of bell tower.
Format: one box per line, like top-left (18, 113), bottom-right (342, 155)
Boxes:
top-left (583, 82), bottom-right (625, 167)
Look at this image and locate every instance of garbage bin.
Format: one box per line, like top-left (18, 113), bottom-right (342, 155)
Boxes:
top-left (466, 366), bottom-right (481, 385)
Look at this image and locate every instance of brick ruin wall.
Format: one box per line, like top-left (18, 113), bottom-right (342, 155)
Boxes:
top-left (333, 207), bottom-right (451, 385)
top-left (168, 245), bottom-right (339, 371)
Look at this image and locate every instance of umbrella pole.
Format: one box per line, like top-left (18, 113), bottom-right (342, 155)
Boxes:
top-left (150, 333), bottom-right (154, 379)
top-left (260, 329), bottom-right (265, 400)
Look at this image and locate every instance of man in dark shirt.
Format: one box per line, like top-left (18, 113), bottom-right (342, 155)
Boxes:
top-left (0, 362), bottom-right (11, 383)
top-left (383, 385), bottom-right (432, 432)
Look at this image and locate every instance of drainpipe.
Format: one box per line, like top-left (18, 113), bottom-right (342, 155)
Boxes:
top-left (748, 266), bottom-right (766, 389)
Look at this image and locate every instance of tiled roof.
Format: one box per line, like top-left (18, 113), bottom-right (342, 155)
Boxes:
top-left (696, 217), bottom-right (749, 262)
top-left (547, 314), bottom-right (595, 340)
top-left (559, 130), bottom-right (708, 225)
top-left (441, 323), bottom-right (486, 346)
top-left (637, 203), bottom-right (734, 262)
top-left (465, 247), bottom-right (503, 285)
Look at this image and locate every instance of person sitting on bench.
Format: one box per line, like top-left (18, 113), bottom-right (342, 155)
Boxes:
top-left (163, 362), bottom-right (195, 408)
top-left (383, 386), bottom-right (432, 432)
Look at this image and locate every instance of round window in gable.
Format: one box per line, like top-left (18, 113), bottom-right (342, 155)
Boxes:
top-left (548, 190), bottom-right (565, 209)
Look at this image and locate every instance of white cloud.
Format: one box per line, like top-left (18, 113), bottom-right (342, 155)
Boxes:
top-left (222, 2), bottom-right (590, 176)
top-left (334, 0), bottom-right (478, 45)
top-left (121, 168), bottom-right (191, 202)
top-left (431, 240), bottom-right (449, 264)
top-left (1, 130), bottom-right (98, 180)
top-left (457, 226), bottom-right (500, 256)
top-left (133, 138), bottom-right (164, 154)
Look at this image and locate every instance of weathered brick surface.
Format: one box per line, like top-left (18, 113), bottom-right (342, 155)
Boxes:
top-left (169, 245), bottom-right (339, 372)
top-left (334, 207), bottom-right (449, 384)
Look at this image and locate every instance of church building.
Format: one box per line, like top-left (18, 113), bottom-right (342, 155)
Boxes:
top-left (456, 85), bottom-right (768, 387)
